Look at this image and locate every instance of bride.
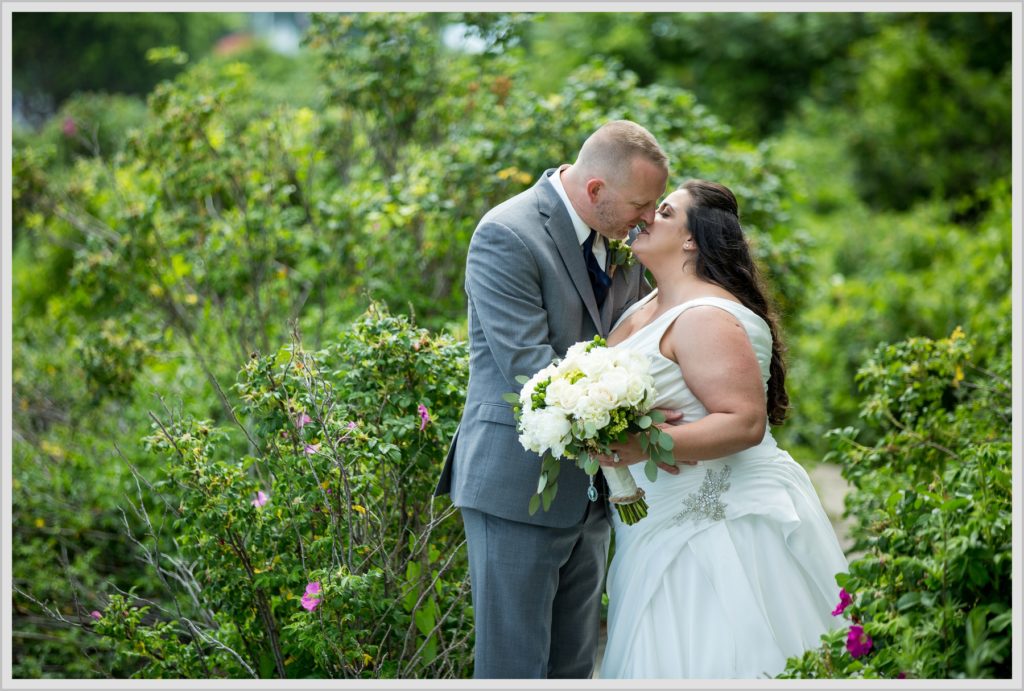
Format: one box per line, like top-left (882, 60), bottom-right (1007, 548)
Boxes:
top-left (598, 179), bottom-right (849, 679)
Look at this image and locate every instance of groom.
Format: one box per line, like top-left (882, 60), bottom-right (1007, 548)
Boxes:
top-left (435, 120), bottom-right (669, 678)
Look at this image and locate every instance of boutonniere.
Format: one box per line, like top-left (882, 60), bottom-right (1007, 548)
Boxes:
top-left (607, 238), bottom-right (636, 278)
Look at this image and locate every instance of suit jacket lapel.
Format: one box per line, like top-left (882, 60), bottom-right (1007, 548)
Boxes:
top-left (536, 170), bottom-right (603, 331)
top-left (601, 225), bottom-right (642, 332)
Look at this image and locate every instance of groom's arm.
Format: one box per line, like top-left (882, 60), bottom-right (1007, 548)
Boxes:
top-left (466, 220), bottom-right (558, 387)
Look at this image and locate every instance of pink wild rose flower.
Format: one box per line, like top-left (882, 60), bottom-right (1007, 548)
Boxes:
top-left (832, 588), bottom-right (853, 616)
top-left (251, 490), bottom-right (269, 507)
top-left (418, 404), bottom-right (431, 431)
top-left (304, 443), bottom-right (320, 455)
top-left (846, 624), bottom-right (873, 658)
top-left (296, 412), bottom-right (312, 429)
top-left (90, 611), bottom-right (102, 620)
top-left (301, 581), bottom-right (322, 611)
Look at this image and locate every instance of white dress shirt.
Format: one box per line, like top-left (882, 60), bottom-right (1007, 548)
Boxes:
top-left (549, 165), bottom-right (607, 270)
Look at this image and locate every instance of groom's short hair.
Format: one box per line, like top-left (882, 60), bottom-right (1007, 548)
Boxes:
top-left (574, 120), bottom-right (668, 184)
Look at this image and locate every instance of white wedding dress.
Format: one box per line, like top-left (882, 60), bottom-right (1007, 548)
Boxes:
top-left (600, 291), bottom-right (849, 679)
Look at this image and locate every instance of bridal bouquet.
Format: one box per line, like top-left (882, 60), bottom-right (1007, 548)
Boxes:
top-left (504, 336), bottom-right (675, 524)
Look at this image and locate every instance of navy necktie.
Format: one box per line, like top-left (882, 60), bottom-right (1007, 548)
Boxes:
top-left (583, 229), bottom-right (611, 308)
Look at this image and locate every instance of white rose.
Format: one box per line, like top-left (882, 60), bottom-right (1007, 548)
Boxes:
top-left (583, 381), bottom-right (617, 412)
top-left (579, 349), bottom-right (613, 380)
top-left (625, 375), bottom-right (650, 407)
top-left (599, 366), bottom-right (631, 405)
top-left (545, 376), bottom-right (584, 411)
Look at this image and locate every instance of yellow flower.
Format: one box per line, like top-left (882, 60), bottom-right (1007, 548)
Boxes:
top-left (352, 504), bottom-right (367, 515)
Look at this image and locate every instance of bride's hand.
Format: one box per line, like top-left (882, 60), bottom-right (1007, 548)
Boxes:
top-left (596, 437), bottom-right (681, 475)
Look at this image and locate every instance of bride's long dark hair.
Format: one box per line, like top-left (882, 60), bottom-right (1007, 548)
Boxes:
top-left (681, 179), bottom-right (789, 425)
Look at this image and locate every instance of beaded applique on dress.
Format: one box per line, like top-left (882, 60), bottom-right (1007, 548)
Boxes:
top-left (672, 465), bottom-right (732, 524)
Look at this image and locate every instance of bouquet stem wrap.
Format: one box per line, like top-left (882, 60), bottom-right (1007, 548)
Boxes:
top-left (601, 465), bottom-right (648, 524)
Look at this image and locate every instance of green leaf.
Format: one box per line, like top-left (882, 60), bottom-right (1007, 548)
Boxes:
top-left (545, 457), bottom-right (561, 482)
top-left (515, 375), bottom-right (529, 384)
top-left (502, 392), bottom-right (520, 404)
top-left (583, 456), bottom-right (599, 475)
top-left (541, 483), bottom-right (557, 511)
top-left (528, 494), bottom-right (540, 515)
top-left (644, 459), bottom-right (658, 482)
top-left (896, 591), bottom-right (922, 611)
top-left (414, 602), bottom-right (436, 636)
top-left (637, 415), bottom-right (652, 429)
top-left (648, 410), bottom-right (666, 423)
top-left (657, 431), bottom-right (674, 450)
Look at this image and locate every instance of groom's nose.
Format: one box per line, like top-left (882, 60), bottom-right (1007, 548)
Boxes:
top-left (638, 206), bottom-right (656, 226)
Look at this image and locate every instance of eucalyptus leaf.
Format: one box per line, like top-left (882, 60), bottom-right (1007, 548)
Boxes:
top-left (542, 483), bottom-right (557, 511)
top-left (644, 459), bottom-right (658, 482)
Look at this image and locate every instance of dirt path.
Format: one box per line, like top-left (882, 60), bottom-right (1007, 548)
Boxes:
top-left (807, 462), bottom-right (856, 553)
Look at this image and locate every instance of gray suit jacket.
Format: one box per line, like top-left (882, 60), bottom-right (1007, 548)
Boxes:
top-left (435, 169), bottom-right (650, 527)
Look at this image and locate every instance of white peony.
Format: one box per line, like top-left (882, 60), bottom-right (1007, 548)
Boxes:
top-left (517, 406), bottom-right (572, 457)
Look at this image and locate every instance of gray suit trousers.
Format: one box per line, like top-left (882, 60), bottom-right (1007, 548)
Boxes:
top-left (461, 501), bottom-right (610, 678)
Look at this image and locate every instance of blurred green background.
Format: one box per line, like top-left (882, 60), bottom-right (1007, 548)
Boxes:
top-left (10, 11), bottom-right (1013, 679)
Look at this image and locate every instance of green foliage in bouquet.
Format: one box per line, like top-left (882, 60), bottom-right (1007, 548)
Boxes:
top-left (779, 326), bottom-right (1011, 679)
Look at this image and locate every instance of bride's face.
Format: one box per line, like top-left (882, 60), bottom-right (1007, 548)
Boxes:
top-left (632, 189), bottom-right (693, 264)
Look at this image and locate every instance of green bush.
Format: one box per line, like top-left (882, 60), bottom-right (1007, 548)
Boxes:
top-left (783, 178), bottom-right (1011, 452)
top-left (86, 305), bottom-right (473, 678)
top-left (845, 21), bottom-right (1011, 211)
top-left (780, 327), bottom-right (1012, 679)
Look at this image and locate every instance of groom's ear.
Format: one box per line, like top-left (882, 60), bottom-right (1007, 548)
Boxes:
top-left (585, 178), bottom-right (604, 203)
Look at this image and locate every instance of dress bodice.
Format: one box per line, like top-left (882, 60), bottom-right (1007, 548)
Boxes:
top-left (610, 290), bottom-right (780, 484)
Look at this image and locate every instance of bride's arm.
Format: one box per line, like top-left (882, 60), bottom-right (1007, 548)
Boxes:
top-left (605, 306), bottom-right (767, 466)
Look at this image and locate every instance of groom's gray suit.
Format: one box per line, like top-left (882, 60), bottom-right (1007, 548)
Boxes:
top-left (435, 168), bottom-right (650, 677)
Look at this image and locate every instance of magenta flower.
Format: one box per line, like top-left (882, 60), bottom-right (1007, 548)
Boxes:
top-left (304, 443), bottom-right (320, 455)
top-left (90, 610), bottom-right (102, 620)
top-left (846, 624), bottom-right (873, 658)
top-left (62, 117), bottom-right (77, 137)
top-left (897, 672), bottom-right (906, 679)
top-left (300, 581), bottom-right (322, 611)
top-left (296, 412), bottom-right (312, 429)
top-left (831, 588), bottom-right (853, 616)
top-left (418, 404), bottom-right (431, 431)
top-left (339, 420), bottom-right (357, 443)
top-left (251, 490), bottom-right (269, 507)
